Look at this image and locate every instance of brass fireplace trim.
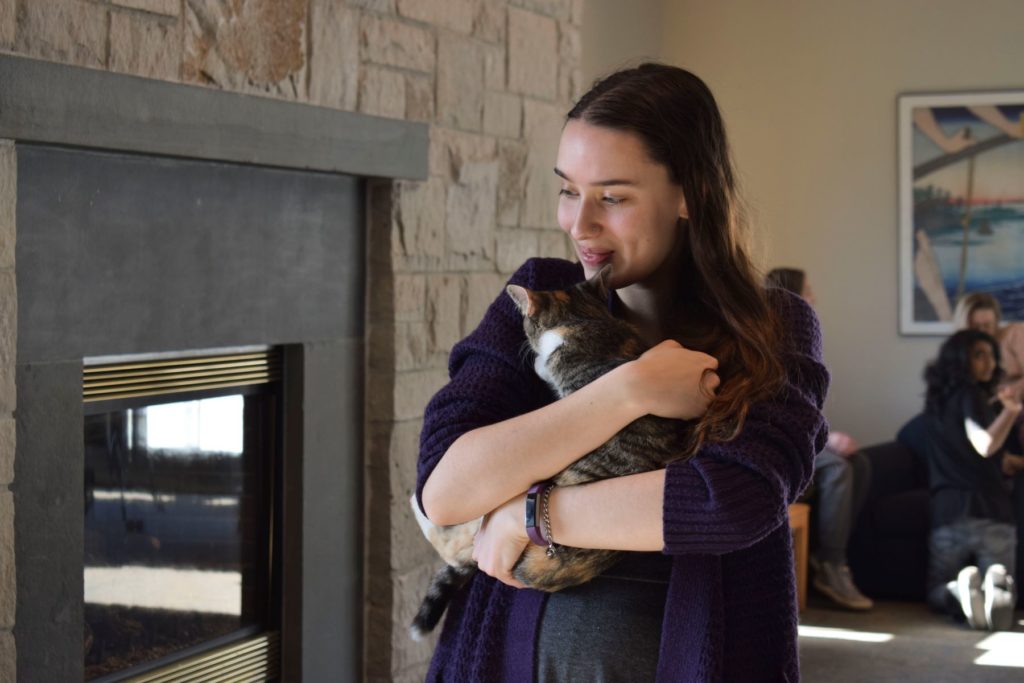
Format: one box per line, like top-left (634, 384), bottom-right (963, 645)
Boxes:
top-left (126, 631), bottom-right (280, 683)
top-left (83, 351), bottom-right (282, 402)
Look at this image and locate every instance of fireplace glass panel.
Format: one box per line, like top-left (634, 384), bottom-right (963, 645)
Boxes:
top-left (83, 388), bottom-right (278, 680)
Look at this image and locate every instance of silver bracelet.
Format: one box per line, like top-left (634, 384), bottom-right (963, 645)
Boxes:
top-left (541, 484), bottom-right (558, 558)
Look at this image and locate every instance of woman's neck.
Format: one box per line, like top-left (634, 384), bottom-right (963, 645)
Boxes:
top-left (616, 273), bottom-right (682, 347)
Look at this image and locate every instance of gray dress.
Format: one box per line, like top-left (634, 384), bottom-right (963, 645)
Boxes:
top-left (536, 552), bottom-right (671, 682)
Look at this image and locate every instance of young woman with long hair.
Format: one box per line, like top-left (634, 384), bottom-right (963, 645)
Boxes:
top-left (415, 63), bottom-right (828, 681)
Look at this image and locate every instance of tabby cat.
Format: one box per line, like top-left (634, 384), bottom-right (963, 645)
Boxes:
top-left (410, 267), bottom-right (694, 640)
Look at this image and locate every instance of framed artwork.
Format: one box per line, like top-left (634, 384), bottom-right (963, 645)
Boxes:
top-left (898, 91), bottom-right (1024, 335)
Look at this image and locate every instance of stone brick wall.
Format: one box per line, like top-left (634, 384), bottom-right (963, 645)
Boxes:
top-left (1, 0), bottom-right (583, 680)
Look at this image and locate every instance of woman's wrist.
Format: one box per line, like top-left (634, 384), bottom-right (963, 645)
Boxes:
top-left (612, 361), bottom-right (650, 419)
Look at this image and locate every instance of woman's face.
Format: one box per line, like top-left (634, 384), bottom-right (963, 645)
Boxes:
top-left (969, 340), bottom-right (997, 384)
top-left (554, 119), bottom-right (687, 288)
top-left (968, 308), bottom-right (999, 337)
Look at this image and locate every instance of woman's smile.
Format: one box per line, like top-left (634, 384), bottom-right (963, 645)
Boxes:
top-left (577, 245), bottom-right (614, 268)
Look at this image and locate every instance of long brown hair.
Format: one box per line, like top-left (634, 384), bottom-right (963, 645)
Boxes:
top-left (568, 63), bottom-right (786, 450)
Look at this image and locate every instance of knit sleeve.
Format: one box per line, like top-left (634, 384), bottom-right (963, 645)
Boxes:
top-left (662, 291), bottom-right (829, 556)
top-left (415, 258), bottom-right (583, 517)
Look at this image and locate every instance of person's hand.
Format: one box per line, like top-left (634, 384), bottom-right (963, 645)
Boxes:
top-left (827, 431), bottom-right (859, 457)
top-left (472, 493), bottom-right (529, 589)
top-left (626, 339), bottom-right (720, 420)
top-left (1002, 453), bottom-right (1024, 477)
top-left (997, 386), bottom-right (1023, 415)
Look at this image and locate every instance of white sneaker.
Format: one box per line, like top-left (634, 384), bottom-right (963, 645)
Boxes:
top-left (956, 566), bottom-right (986, 629)
top-left (983, 564), bottom-right (1016, 631)
top-left (812, 562), bottom-right (874, 611)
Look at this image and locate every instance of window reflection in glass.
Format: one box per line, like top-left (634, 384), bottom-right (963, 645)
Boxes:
top-left (84, 391), bottom-right (275, 680)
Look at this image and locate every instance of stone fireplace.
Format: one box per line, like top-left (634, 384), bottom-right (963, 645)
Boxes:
top-left (3, 52), bottom-right (423, 680)
top-left (0, 2), bottom-right (582, 681)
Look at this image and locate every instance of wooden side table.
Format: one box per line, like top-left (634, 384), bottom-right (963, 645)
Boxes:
top-left (788, 502), bottom-right (810, 611)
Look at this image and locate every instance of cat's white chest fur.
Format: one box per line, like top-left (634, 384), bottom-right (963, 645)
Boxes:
top-left (534, 329), bottom-right (565, 384)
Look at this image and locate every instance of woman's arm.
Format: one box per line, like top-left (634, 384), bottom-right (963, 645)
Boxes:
top-left (980, 387), bottom-right (1023, 457)
top-left (659, 292), bottom-right (828, 556)
top-left (424, 363), bottom-right (643, 525)
top-left (546, 470), bottom-right (665, 550)
top-left (471, 470), bottom-right (665, 587)
top-left (424, 341), bottom-right (718, 526)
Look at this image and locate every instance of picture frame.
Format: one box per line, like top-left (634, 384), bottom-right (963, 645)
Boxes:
top-left (898, 91), bottom-right (1024, 335)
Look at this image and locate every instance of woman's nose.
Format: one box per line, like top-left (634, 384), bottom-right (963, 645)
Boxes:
top-left (569, 199), bottom-right (600, 240)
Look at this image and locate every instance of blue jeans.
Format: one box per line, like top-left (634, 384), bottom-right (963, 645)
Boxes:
top-left (813, 447), bottom-right (871, 564)
top-left (926, 517), bottom-right (1017, 613)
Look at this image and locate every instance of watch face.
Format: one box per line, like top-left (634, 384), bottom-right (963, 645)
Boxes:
top-left (525, 492), bottom-right (539, 528)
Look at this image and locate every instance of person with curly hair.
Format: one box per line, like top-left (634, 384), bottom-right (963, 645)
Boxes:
top-left (922, 329), bottom-right (1023, 630)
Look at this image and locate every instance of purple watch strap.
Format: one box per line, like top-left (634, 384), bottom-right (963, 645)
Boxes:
top-left (525, 482), bottom-right (549, 546)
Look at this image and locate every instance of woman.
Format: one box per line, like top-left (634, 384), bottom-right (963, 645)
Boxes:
top-left (765, 267), bottom-right (873, 611)
top-left (922, 330), bottom-right (1022, 630)
top-left (954, 292), bottom-right (1024, 398)
top-left (416, 64), bottom-right (828, 681)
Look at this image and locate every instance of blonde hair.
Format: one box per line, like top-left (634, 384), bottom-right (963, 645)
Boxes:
top-left (952, 292), bottom-right (1001, 331)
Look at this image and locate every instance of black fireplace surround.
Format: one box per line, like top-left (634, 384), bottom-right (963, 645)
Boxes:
top-left (3, 55), bottom-right (427, 681)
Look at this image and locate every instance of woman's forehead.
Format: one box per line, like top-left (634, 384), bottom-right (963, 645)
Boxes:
top-left (555, 120), bottom-right (664, 183)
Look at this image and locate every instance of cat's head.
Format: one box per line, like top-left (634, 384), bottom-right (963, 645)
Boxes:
top-left (505, 266), bottom-right (643, 390)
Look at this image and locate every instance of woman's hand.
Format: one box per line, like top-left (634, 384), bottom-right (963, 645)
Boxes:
top-left (1002, 453), bottom-right (1024, 477)
top-left (827, 430), bottom-right (859, 457)
top-left (997, 386), bottom-right (1023, 415)
top-left (472, 494), bottom-right (529, 589)
top-left (625, 339), bottom-right (720, 420)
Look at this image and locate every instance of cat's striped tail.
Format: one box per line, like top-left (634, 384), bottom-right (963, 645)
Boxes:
top-left (409, 563), bottom-right (476, 641)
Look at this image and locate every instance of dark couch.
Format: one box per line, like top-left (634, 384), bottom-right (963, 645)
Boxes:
top-left (847, 424), bottom-right (930, 601)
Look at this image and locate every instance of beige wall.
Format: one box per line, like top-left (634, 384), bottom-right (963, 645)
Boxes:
top-left (662, 0), bottom-right (1024, 444)
top-left (581, 0), bottom-right (662, 83)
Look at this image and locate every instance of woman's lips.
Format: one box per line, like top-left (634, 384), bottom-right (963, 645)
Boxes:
top-left (578, 247), bottom-right (613, 267)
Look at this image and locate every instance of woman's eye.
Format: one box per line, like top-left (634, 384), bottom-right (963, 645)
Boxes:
top-left (558, 188), bottom-right (578, 198)
top-left (602, 195), bottom-right (622, 205)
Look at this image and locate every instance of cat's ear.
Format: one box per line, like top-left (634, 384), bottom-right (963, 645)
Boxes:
top-left (587, 264), bottom-right (613, 299)
top-left (506, 284), bottom-right (537, 316)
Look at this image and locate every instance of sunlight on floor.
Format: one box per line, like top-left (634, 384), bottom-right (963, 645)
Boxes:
top-left (973, 632), bottom-right (1024, 668)
top-left (798, 625), bottom-right (895, 643)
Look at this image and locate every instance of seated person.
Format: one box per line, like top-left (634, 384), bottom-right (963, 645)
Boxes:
top-left (921, 329), bottom-right (1022, 630)
top-left (766, 268), bottom-right (872, 610)
top-left (954, 292), bottom-right (1024, 399)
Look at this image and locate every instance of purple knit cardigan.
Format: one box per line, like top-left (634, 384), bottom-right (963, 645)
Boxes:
top-left (416, 258), bottom-right (829, 682)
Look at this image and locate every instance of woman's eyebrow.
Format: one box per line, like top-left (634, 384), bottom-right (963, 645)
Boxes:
top-left (553, 167), bottom-right (636, 186)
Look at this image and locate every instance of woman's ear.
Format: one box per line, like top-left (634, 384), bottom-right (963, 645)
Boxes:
top-left (678, 194), bottom-right (689, 220)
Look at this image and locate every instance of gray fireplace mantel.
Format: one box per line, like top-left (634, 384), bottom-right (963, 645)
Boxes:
top-left (0, 53), bottom-right (427, 181)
